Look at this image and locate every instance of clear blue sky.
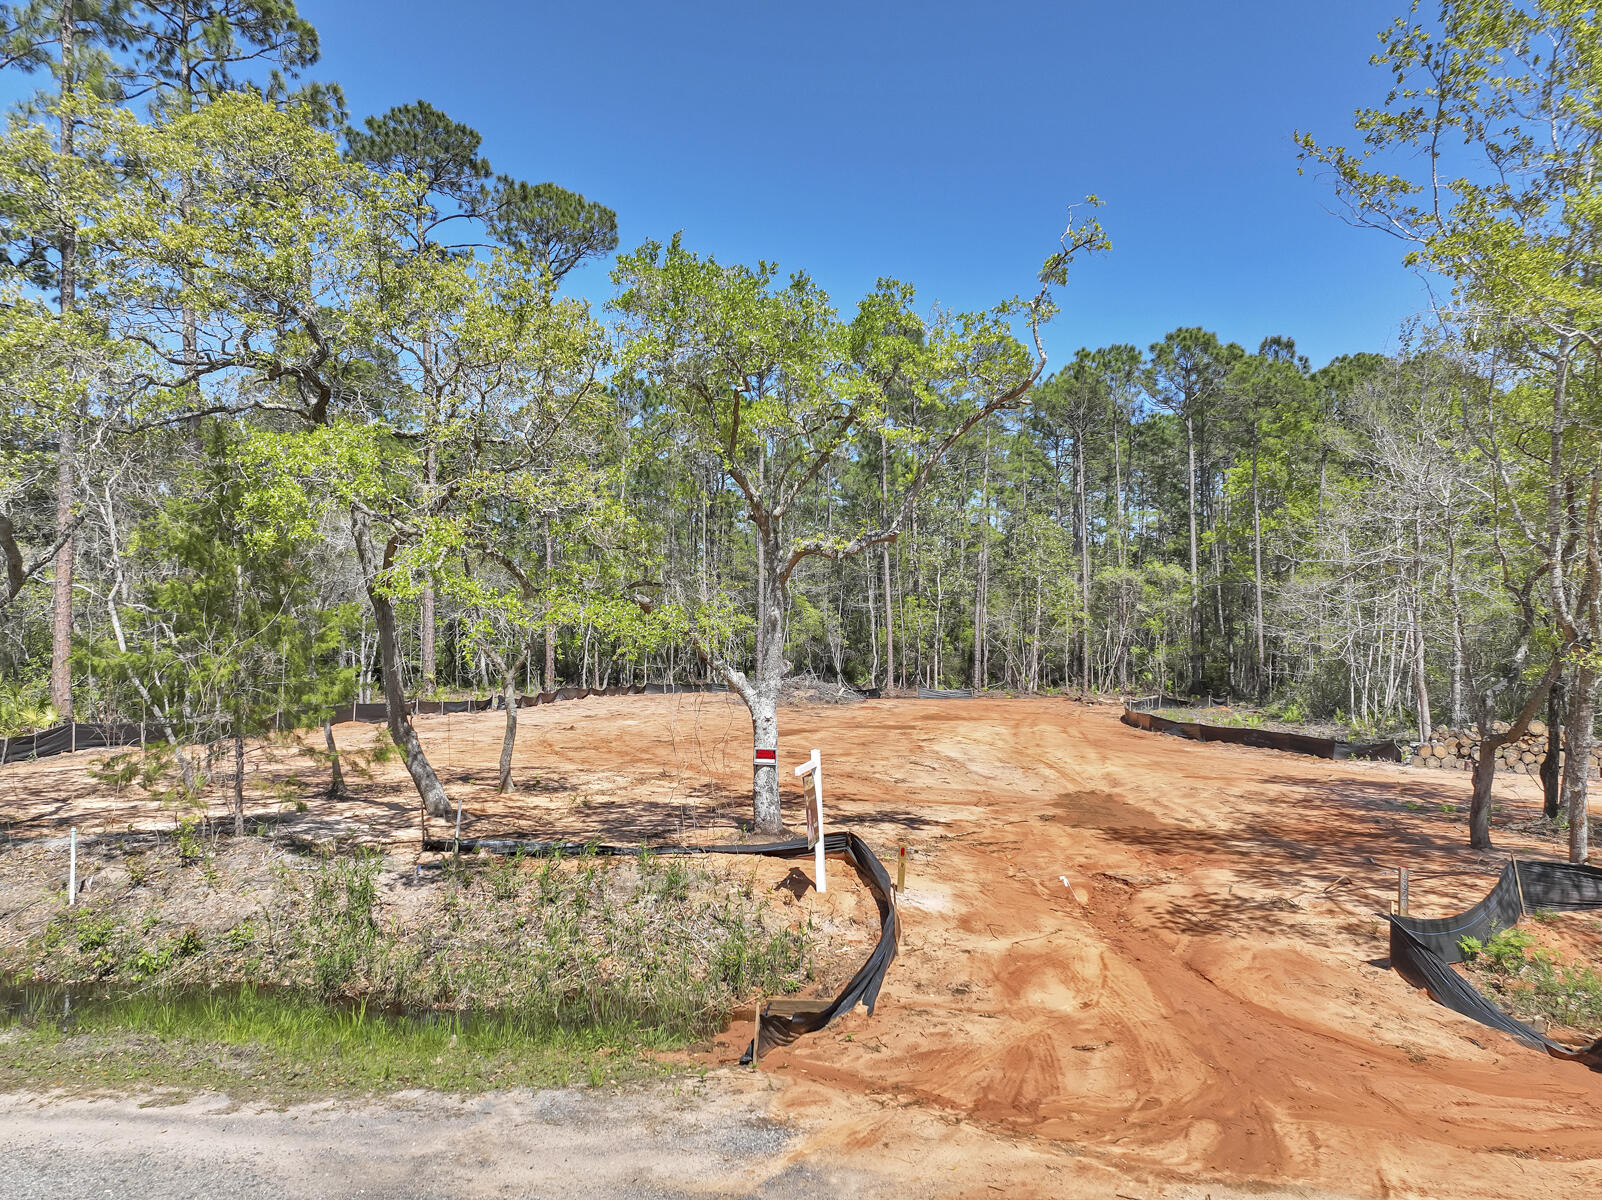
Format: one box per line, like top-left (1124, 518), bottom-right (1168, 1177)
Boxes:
top-left (9, 1), bottom-right (1433, 371)
top-left (299, 0), bottom-right (1424, 370)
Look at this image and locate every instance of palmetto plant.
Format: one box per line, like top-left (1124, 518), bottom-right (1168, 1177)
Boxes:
top-left (0, 678), bottom-right (58, 738)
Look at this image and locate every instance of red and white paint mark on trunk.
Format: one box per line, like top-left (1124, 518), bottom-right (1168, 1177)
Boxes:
top-left (793, 748), bottom-right (825, 893)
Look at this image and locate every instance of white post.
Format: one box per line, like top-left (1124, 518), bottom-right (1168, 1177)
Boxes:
top-left (68, 826), bottom-right (77, 906)
top-left (793, 749), bottom-right (825, 894)
top-left (812, 757), bottom-right (825, 894)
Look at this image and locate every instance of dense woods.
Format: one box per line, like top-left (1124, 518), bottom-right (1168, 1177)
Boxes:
top-left (1, 1), bottom-right (1598, 853)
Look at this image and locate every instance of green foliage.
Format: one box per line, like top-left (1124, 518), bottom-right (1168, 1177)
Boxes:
top-left (132, 924), bottom-right (203, 979)
top-left (174, 816), bottom-right (204, 864)
top-left (68, 419), bottom-right (356, 807)
top-left (0, 676), bottom-right (55, 736)
top-left (40, 906), bottom-right (122, 978)
top-left (1460, 927), bottom-right (1537, 972)
top-left (227, 918), bottom-right (258, 951)
top-left (302, 849), bottom-right (380, 996)
top-left (1462, 924), bottom-right (1602, 1032)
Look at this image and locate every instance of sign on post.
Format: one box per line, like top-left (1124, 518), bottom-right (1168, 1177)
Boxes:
top-left (793, 749), bottom-right (825, 894)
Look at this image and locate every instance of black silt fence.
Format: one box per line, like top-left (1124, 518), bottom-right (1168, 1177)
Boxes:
top-left (327, 702), bottom-right (396, 724)
top-left (6, 681), bottom-right (756, 766)
top-left (1120, 705), bottom-right (1403, 762)
top-left (916, 687), bottom-right (973, 699)
top-left (1388, 859), bottom-right (1602, 1069)
top-left (1125, 693), bottom-right (1218, 713)
top-left (423, 830), bottom-right (897, 1062)
top-left (0, 722), bottom-right (148, 764)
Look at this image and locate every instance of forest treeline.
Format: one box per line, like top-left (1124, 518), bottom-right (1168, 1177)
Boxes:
top-left (1, 2), bottom-right (1598, 854)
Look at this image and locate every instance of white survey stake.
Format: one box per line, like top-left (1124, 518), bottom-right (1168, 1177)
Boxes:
top-left (793, 749), bottom-right (825, 893)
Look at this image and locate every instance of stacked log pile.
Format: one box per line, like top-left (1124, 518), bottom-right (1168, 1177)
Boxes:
top-left (1408, 722), bottom-right (1602, 779)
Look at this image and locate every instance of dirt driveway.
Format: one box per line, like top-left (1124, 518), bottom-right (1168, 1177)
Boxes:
top-left (3, 694), bottom-right (1600, 1199)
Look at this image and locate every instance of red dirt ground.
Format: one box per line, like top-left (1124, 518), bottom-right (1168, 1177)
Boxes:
top-left (4, 693), bottom-right (1601, 1199)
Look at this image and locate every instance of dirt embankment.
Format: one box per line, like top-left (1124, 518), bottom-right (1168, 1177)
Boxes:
top-left (5, 694), bottom-right (1602, 1199)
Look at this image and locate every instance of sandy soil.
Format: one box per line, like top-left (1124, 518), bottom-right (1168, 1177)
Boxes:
top-left (4, 693), bottom-right (1602, 1199)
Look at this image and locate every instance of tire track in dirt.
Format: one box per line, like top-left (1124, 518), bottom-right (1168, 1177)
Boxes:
top-left (753, 700), bottom-right (1602, 1198)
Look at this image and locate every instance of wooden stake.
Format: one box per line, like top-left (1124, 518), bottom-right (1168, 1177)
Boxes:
top-left (751, 997), bottom-right (763, 1069)
top-left (793, 749), bottom-right (825, 893)
top-left (896, 845), bottom-right (906, 893)
top-left (1511, 856), bottom-right (1528, 916)
top-left (1396, 866), bottom-right (1409, 917)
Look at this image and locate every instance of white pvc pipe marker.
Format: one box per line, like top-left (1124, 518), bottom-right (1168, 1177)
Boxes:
top-left (68, 826), bottom-right (77, 905)
top-left (793, 749), bottom-right (825, 894)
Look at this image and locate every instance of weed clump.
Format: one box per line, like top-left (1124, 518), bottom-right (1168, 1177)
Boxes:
top-left (1460, 926), bottom-right (1602, 1034)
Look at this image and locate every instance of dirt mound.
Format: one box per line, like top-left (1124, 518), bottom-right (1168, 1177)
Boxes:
top-left (778, 673), bottom-right (864, 707)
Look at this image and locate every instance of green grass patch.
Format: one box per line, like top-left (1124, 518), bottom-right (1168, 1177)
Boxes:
top-left (0, 983), bottom-right (686, 1097)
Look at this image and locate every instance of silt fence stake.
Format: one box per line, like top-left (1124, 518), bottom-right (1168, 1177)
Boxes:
top-left (1396, 866), bottom-right (1409, 917)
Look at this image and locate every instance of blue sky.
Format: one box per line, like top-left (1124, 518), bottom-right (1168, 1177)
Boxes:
top-left (299, 0), bottom-right (1425, 370)
top-left (9, 1), bottom-right (1433, 371)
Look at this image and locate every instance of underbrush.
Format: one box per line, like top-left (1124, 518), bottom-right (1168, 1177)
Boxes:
top-left (1, 840), bottom-right (814, 1094)
top-left (1459, 925), bottom-right (1602, 1035)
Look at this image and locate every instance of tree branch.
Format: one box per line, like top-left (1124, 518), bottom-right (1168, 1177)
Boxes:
top-left (0, 510), bottom-right (89, 611)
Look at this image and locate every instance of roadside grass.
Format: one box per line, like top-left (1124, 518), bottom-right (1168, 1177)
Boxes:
top-left (2, 840), bottom-right (816, 1097)
top-left (0, 985), bottom-right (688, 1098)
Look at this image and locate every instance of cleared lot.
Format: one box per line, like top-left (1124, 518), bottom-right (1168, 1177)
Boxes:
top-left (4, 694), bottom-right (1600, 1199)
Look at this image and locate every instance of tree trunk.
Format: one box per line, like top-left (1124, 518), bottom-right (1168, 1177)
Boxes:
top-left (866, 560), bottom-right (880, 689)
top-left (324, 719), bottom-right (347, 799)
top-left (972, 421), bottom-right (992, 690)
top-left (1560, 663), bottom-right (1596, 864)
top-left (1445, 523), bottom-right (1469, 726)
top-left (1410, 514), bottom-right (1431, 745)
top-left (496, 651), bottom-right (527, 794)
top-left (50, 424), bottom-right (75, 719)
top-left (1076, 430), bottom-right (1091, 695)
top-left (1469, 746), bottom-right (1501, 850)
top-left (543, 518), bottom-right (557, 690)
top-left (232, 728), bottom-right (245, 837)
top-left (420, 444), bottom-right (437, 686)
top-left (420, 584), bottom-right (436, 686)
top-left (50, 1), bottom-right (77, 721)
top-left (747, 529), bottom-right (786, 835)
top-left (1411, 616), bottom-right (1431, 746)
top-left (1470, 665), bottom-right (1560, 850)
top-left (1250, 440), bottom-right (1266, 695)
top-left (1542, 674), bottom-right (1564, 821)
top-left (1111, 410), bottom-right (1128, 570)
top-left (879, 431), bottom-right (895, 690)
top-left (1185, 410), bottom-right (1202, 691)
top-left (351, 509), bottom-right (452, 817)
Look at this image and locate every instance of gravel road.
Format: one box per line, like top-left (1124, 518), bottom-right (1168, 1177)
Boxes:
top-left (0, 1077), bottom-right (892, 1199)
